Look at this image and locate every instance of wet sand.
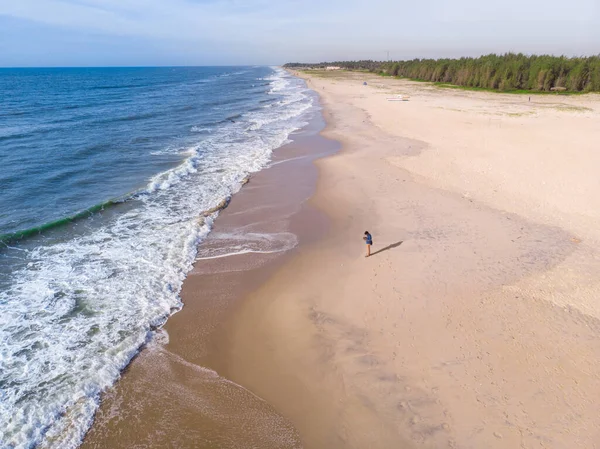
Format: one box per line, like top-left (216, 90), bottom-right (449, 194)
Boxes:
top-left (81, 107), bottom-right (338, 448)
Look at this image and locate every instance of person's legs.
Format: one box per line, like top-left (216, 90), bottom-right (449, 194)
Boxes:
top-left (366, 244), bottom-right (371, 257)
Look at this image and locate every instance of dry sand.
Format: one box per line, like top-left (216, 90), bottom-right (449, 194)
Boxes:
top-left (216, 72), bottom-right (600, 448)
top-left (83, 71), bottom-right (600, 449)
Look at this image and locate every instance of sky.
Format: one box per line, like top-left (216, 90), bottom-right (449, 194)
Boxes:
top-left (0, 0), bottom-right (598, 67)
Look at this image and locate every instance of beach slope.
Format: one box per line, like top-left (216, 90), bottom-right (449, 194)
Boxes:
top-left (220, 71), bottom-right (600, 448)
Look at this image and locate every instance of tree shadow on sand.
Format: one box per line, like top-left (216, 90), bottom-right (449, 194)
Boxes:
top-left (371, 240), bottom-right (403, 257)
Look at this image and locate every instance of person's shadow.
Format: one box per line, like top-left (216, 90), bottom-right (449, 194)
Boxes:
top-left (371, 240), bottom-right (403, 257)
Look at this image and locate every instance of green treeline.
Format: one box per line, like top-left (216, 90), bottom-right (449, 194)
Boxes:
top-left (284, 54), bottom-right (600, 92)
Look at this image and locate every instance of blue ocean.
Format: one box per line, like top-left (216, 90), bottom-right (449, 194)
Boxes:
top-left (0, 66), bottom-right (313, 448)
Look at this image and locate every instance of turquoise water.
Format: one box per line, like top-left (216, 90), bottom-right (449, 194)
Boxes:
top-left (0, 66), bottom-right (314, 448)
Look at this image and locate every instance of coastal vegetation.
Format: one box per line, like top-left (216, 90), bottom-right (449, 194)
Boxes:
top-left (284, 54), bottom-right (600, 93)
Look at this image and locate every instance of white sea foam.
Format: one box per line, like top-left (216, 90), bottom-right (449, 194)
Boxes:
top-left (190, 125), bottom-right (212, 133)
top-left (267, 155), bottom-right (310, 168)
top-left (266, 72), bottom-right (290, 95)
top-left (0, 67), bottom-right (314, 449)
top-left (195, 231), bottom-right (298, 260)
top-left (218, 70), bottom-right (248, 78)
top-left (150, 146), bottom-right (194, 156)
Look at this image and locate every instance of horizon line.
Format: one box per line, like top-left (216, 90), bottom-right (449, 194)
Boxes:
top-left (0, 64), bottom-right (282, 70)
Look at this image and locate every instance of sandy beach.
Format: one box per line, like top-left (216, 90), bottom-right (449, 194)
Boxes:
top-left (81, 102), bottom-right (338, 448)
top-left (216, 71), bottom-right (600, 448)
top-left (82, 71), bottom-right (600, 449)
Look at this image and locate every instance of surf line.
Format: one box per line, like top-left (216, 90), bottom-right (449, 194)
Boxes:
top-left (195, 247), bottom-right (294, 261)
top-left (196, 175), bottom-right (251, 227)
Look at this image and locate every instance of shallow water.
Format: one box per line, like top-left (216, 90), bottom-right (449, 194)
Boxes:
top-left (0, 66), bottom-right (314, 449)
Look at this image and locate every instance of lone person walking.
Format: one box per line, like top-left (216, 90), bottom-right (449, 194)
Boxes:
top-left (363, 231), bottom-right (373, 257)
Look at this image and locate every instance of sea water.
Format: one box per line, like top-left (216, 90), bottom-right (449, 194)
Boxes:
top-left (0, 66), bottom-right (313, 448)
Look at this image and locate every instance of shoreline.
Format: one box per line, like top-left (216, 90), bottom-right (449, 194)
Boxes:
top-left (82, 69), bottom-right (600, 449)
top-left (81, 92), bottom-right (339, 448)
